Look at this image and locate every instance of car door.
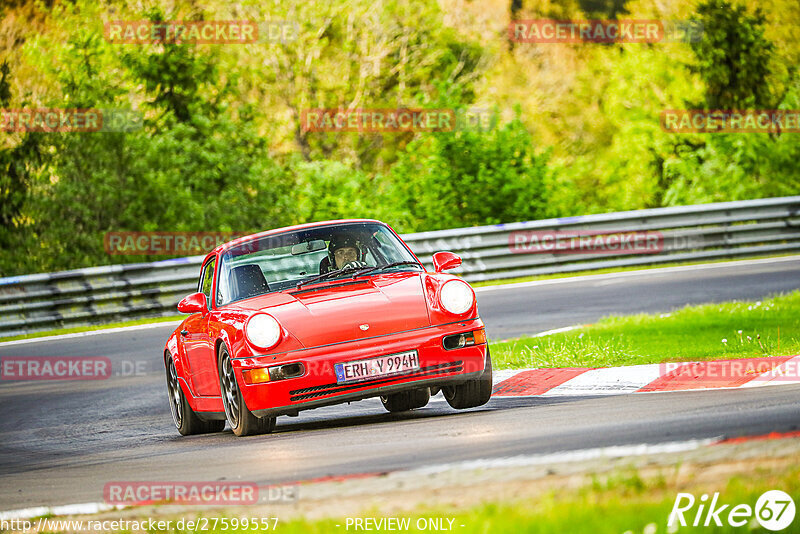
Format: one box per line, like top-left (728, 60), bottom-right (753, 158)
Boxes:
top-left (183, 257), bottom-right (219, 397)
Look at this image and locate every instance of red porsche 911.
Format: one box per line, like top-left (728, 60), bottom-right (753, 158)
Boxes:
top-left (163, 220), bottom-right (492, 436)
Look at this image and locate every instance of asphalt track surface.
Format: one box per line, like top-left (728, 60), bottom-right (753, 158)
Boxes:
top-left (1, 257), bottom-right (800, 510)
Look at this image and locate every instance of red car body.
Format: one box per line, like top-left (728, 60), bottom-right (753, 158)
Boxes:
top-left (163, 219), bottom-right (490, 436)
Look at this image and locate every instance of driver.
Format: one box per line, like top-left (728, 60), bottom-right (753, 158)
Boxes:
top-left (326, 234), bottom-right (368, 272)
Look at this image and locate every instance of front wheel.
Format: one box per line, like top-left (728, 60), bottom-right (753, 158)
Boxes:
top-left (380, 388), bottom-right (430, 412)
top-left (218, 345), bottom-right (275, 437)
top-left (166, 356), bottom-right (224, 436)
top-left (444, 350), bottom-right (493, 410)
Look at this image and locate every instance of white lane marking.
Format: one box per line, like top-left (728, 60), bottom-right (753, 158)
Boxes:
top-left (592, 278), bottom-right (630, 286)
top-left (530, 325), bottom-right (582, 337)
top-left (474, 255), bottom-right (800, 293)
top-left (543, 364), bottom-right (664, 396)
top-left (405, 438), bottom-right (721, 476)
top-left (493, 325), bottom-right (584, 344)
top-left (0, 321), bottom-right (182, 347)
top-left (0, 503), bottom-right (126, 521)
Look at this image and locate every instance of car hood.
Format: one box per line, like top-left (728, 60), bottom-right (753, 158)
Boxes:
top-left (232, 272), bottom-right (431, 347)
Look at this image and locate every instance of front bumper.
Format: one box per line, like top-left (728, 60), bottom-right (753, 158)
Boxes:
top-left (232, 318), bottom-right (487, 418)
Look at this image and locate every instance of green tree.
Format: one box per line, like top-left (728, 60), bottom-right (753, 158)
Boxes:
top-left (388, 107), bottom-right (550, 232)
top-left (662, 70), bottom-right (800, 205)
top-left (282, 157), bottom-right (400, 225)
top-left (6, 4), bottom-right (292, 273)
top-left (658, 0), bottom-right (799, 207)
top-left (254, 0), bottom-right (487, 171)
top-left (0, 61), bottom-right (50, 275)
top-left (691, 0), bottom-right (782, 109)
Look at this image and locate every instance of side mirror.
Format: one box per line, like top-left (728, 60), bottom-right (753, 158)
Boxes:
top-left (178, 292), bottom-right (207, 314)
top-left (432, 251), bottom-right (462, 272)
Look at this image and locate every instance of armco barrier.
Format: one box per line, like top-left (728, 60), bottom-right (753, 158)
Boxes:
top-left (1, 196), bottom-right (799, 337)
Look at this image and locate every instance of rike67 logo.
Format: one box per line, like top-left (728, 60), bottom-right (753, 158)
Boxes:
top-left (669, 490), bottom-right (796, 531)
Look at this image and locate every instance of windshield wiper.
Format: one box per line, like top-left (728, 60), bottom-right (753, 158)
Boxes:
top-left (351, 261), bottom-right (422, 278)
top-left (296, 266), bottom-right (359, 289)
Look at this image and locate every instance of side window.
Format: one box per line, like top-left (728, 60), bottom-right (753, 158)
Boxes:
top-left (199, 258), bottom-right (216, 310)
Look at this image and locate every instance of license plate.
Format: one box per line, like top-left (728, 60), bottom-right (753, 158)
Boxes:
top-left (334, 350), bottom-right (420, 385)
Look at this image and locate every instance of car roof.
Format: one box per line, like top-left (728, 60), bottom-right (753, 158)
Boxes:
top-left (211, 219), bottom-right (385, 256)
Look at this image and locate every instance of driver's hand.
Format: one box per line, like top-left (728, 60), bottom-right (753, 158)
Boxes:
top-left (341, 260), bottom-right (368, 270)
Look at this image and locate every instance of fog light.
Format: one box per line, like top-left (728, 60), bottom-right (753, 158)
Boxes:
top-left (243, 368), bottom-right (270, 385)
top-left (442, 329), bottom-right (487, 350)
top-left (268, 362), bottom-right (305, 381)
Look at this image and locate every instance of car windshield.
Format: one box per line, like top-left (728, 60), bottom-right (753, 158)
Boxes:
top-left (215, 222), bottom-right (422, 306)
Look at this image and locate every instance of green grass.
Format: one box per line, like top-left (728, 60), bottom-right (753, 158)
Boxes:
top-left (491, 290), bottom-right (800, 369)
top-left (181, 462), bottom-right (800, 534)
top-left (471, 253), bottom-right (799, 288)
top-left (0, 315), bottom-right (183, 343)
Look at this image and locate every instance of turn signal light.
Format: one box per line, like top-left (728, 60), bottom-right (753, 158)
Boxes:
top-left (243, 363), bottom-right (305, 384)
top-left (473, 328), bottom-right (487, 344)
top-left (243, 368), bottom-right (271, 385)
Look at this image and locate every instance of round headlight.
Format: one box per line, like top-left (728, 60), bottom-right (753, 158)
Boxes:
top-left (246, 314), bottom-right (282, 349)
top-left (439, 280), bottom-right (474, 315)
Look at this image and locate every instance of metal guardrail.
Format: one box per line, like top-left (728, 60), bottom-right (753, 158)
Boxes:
top-left (1, 196), bottom-right (799, 338)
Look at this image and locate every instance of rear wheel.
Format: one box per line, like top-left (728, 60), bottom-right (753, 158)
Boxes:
top-left (166, 356), bottom-right (224, 436)
top-left (444, 350), bottom-right (493, 410)
top-left (380, 387), bottom-right (430, 412)
top-left (218, 344), bottom-right (275, 437)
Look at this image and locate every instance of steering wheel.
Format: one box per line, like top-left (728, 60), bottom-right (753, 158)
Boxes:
top-left (341, 260), bottom-right (368, 270)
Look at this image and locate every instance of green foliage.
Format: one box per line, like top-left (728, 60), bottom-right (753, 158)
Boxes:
top-left (552, 41), bottom-right (703, 212)
top-left (0, 0), bottom-right (799, 275)
top-left (1, 4), bottom-right (293, 273)
top-left (691, 0), bottom-right (782, 109)
top-left (0, 60), bottom-right (48, 272)
top-left (662, 70), bottom-right (800, 205)
top-left (388, 106), bottom-right (551, 231)
top-left (0, 61), bottom-right (41, 233)
top-left (655, 0), bottom-right (799, 207)
top-left (282, 158), bottom-right (399, 224)
top-left (252, 0), bottom-right (488, 170)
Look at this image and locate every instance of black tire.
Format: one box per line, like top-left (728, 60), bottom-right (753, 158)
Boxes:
top-left (218, 344), bottom-right (275, 437)
top-left (166, 355), bottom-right (225, 436)
top-left (380, 387), bottom-right (431, 412)
top-left (444, 350), bottom-right (493, 410)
